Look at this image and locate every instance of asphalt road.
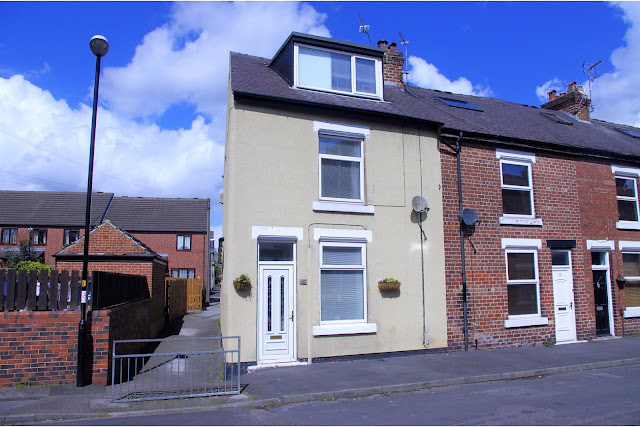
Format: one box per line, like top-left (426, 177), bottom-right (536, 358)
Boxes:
top-left (39, 365), bottom-right (640, 426)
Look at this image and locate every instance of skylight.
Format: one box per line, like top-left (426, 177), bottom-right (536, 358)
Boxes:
top-left (540, 111), bottom-right (573, 125)
top-left (615, 126), bottom-right (640, 139)
top-left (438, 97), bottom-right (483, 112)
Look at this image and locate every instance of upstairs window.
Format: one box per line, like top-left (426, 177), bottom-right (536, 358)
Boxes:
top-left (319, 133), bottom-right (364, 203)
top-left (500, 160), bottom-right (534, 216)
top-left (296, 45), bottom-right (382, 99)
top-left (616, 176), bottom-right (639, 222)
top-left (177, 235), bottom-right (191, 251)
top-left (64, 229), bottom-right (80, 246)
top-left (1, 228), bottom-right (17, 245)
top-left (30, 229), bottom-right (47, 245)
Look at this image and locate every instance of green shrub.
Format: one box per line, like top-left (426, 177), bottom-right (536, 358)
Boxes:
top-left (13, 261), bottom-right (54, 273)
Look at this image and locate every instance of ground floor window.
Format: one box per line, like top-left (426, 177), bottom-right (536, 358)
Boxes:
top-left (622, 252), bottom-right (640, 308)
top-left (319, 241), bottom-right (366, 322)
top-left (172, 268), bottom-right (195, 278)
top-left (505, 249), bottom-right (540, 316)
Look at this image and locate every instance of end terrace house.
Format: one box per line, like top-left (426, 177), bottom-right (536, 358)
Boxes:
top-left (222, 33), bottom-right (451, 366)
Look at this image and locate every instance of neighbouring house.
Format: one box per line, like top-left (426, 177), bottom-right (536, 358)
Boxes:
top-left (0, 191), bottom-right (210, 297)
top-left (54, 220), bottom-right (168, 336)
top-left (223, 31), bottom-right (640, 366)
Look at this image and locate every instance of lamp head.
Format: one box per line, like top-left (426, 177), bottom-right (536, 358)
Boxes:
top-left (89, 35), bottom-right (109, 57)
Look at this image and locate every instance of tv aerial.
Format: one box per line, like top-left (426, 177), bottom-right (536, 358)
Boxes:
top-left (358, 13), bottom-right (372, 45)
top-left (582, 59), bottom-right (603, 113)
top-left (412, 195), bottom-right (429, 241)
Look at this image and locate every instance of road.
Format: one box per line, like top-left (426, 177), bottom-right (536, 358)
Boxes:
top-left (40, 364), bottom-right (640, 425)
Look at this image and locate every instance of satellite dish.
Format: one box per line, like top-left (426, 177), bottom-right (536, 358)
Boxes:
top-left (461, 208), bottom-right (479, 226)
top-left (412, 196), bottom-right (429, 213)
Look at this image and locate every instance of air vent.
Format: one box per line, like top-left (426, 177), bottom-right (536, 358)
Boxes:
top-left (540, 111), bottom-right (573, 125)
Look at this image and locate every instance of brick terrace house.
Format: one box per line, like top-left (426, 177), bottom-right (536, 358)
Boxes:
top-left (0, 191), bottom-right (210, 292)
top-left (223, 31), bottom-right (640, 364)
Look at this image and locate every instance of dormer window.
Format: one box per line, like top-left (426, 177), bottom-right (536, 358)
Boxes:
top-left (295, 45), bottom-right (382, 99)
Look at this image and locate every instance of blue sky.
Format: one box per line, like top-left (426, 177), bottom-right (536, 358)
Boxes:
top-left (1, 2), bottom-right (639, 243)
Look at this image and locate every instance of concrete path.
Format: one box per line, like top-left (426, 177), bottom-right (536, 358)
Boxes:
top-left (2, 301), bottom-right (639, 425)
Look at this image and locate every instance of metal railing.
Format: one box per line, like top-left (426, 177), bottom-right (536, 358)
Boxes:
top-left (111, 336), bottom-right (241, 402)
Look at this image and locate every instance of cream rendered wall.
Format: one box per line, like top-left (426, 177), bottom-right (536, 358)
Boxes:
top-left (222, 97), bottom-right (447, 363)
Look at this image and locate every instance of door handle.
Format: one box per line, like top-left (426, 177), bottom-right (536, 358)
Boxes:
top-left (290, 311), bottom-right (294, 321)
top-left (570, 302), bottom-right (573, 309)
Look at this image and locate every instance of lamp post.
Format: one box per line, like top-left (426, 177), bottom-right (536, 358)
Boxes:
top-left (27, 227), bottom-right (33, 260)
top-left (78, 35), bottom-right (109, 387)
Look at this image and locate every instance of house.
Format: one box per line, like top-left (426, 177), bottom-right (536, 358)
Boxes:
top-left (222, 33), bottom-right (449, 367)
top-left (0, 191), bottom-right (210, 297)
top-left (223, 32), bottom-right (640, 366)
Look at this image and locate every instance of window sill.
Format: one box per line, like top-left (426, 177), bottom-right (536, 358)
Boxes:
top-left (504, 316), bottom-right (548, 328)
top-left (312, 323), bottom-right (377, 336)
top-left (623, 307), bottom-right (640, 318)
top-left (313, 201), bottom-right (374, 214)
top-left (499, 216), bottom-right (543, 226)
top-left (616, 221), bottom-right (640, 231)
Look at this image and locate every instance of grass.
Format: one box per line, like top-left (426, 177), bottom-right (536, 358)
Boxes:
top-left (14, 381), bottom-right (29, 389)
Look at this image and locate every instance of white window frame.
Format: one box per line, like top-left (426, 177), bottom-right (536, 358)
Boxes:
top-left (177, 235), bottom-right (191, 251)
top-left (615, 175), bottom-right (640, 228)
top-left (619, 241), bottom-right (640, 317)
top-left (318, 133), bottom-right (365, 205)
top-left (293, 43), bottom-right (383, 100)
top-left (612, 166), bottom-right (640, 230)
top-left (313, 228), bottom-right (376, 336)
top-left (502, 238), bottom-right (547, 328)
top-left (500, 159), bottom-right (535, 219)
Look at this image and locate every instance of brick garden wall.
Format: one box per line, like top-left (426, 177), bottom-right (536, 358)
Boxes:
top-left (0, 298), bottom-right (151, 387)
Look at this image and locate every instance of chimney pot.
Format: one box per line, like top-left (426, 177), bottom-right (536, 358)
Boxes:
top-left (389, 42), bottom-right (398, 51)
top-left (548, 90), bottom-right (557, 101)
top-left (377, 40), bottom-right (388, 49)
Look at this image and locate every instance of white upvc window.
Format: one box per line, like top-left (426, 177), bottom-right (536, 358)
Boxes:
top-left (616, 176), bottom-right (640, 223)
top-left (500, 159), bottom-right (534, 217)
top-left (295, 44), bottom-right (383, 99)
top-left (319, 241), bottom-right (367, 324)
top-left (319, 132), bottom-right (364, 203)
top-left (505, 248), bottom-right (541, 317)
top-left (620, 244), bottom-right (640, 316)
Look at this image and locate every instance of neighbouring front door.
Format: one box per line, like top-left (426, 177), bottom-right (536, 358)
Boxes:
top-left (552, 250), bottom-right (577, 343)
top-left (258, 265), bottom-right (294, 363)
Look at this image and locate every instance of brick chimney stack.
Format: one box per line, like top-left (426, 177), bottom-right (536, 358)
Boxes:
top-left (378, 39), bottom-right (405, 88)
top-left (541, 82), bottom-right (591, 121)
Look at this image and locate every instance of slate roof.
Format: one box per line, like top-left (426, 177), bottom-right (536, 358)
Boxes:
top-left (0, 191), bottom-right (113, 227)
top-left (0, 191), bottom-right (209, 233)
top-left (105, 197), bottom-right (210, 233)
top-left (230, 48), bottom-right (640, 161)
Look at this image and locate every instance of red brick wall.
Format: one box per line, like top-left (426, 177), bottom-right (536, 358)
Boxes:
top-left (442, 143), bottom-right (589, 350)
top-left (0, 227), bottom-right (85, 267)
top-left (576, 159), bottom-right (640, 337)
top-left (0, 298), bottom-right (150, 387)
top-left (132, 232), bottom-right (206, 281)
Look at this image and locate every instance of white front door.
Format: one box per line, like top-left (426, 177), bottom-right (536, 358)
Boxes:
top-left (258, 265), bottom-right (295, 363)
top-left (552, 250), bottom-right (577, 343)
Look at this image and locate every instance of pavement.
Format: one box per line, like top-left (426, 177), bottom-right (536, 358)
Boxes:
top-left (2, 293), bottom-right (640, 425)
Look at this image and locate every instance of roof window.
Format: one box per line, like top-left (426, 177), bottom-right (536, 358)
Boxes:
top-left (615, 126), bottom-right (640, 139)
top-left (438, 97), bottom-right (483, 111)
top-left (540, 111), bottom-right (573, 125)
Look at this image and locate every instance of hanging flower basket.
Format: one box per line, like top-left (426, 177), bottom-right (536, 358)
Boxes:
top-left (233, 274), bottom-right (251, 292)
top-left (378, 279), bottom-right (401, 292)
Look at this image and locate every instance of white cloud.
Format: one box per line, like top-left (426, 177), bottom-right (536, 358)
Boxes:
top-left (535, 78), bottom-right (564, 103)
top-left (586, 2), bottom-right (640, 127)
top-left (100, 2), bottom-right (329, 120)
top-left (407, 56), bottom-right (492, 97)
top-left (0, 2), bottom-right (331, 230)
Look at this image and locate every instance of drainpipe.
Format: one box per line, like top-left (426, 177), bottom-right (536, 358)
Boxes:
top-left (455, 133), bottom-right (470, 352)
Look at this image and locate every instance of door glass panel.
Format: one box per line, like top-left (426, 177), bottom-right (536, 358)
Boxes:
top-left (551, 251), bottom-right (569, 266)
top-left (259, 242), bottom-right (293, 261)
top-left (267, 276), bottom-right (272, 332)
top-left (591, 252), bottom-right (606, 266)
top-left (280, 276), bottom-right (285, 332)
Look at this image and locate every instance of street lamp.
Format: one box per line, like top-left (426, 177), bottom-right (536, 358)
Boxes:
top-left (78, 35), bottom-right (109, 387)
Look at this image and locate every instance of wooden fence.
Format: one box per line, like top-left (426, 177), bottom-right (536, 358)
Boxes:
top-left (165, 278), bottom-right (187, 324)
top-left (186, 278), bottom-right (204, 310)
top-left (0, 269), bottom-right (80, 312)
